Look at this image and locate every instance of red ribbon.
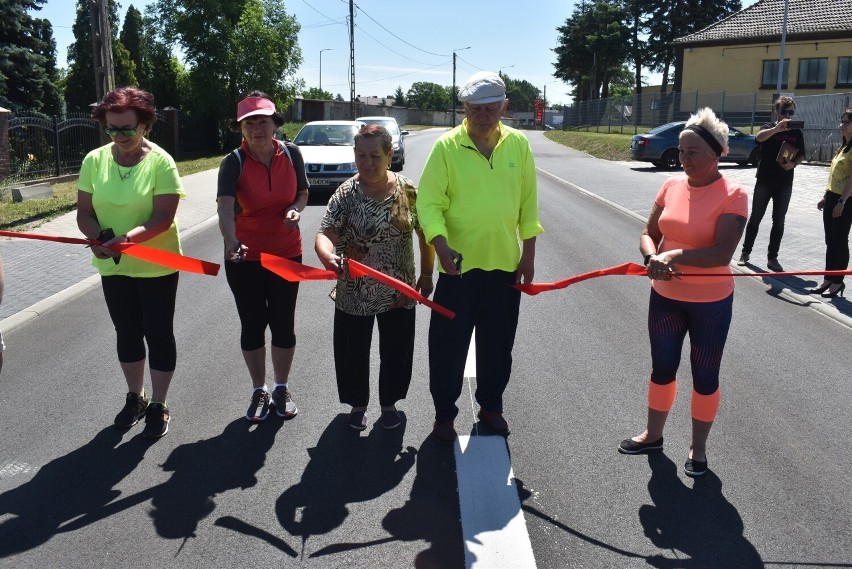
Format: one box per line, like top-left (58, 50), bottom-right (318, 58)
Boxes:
top-left (259, 253), bottom-right (455, 319)
top-left (514, 262), bottom-right (852, 295)
top-left (347, 259), bottom-right (455, 320)
top-left (0, 230), bottom-right (220, 276)
top-left (514, 262), bottom-right (648, 295)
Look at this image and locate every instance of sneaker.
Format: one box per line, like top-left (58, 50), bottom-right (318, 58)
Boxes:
top-left (477, 409), bottom-right (510, 435)
top-left (380, 409), bottom-right (402, 430)
top-left (618, 436), bottom-right (664, 455)
top-left (767, 258), bottom-right (784, 272)
top-left (348, 409), bottom-right (367, 431)
top-left (430, 420), bottom-right (457, 444)
top-left (684, 457), bottom-right (708, 477)
top-left (246, 389), bottom-right (270, 422)
top-left (114, 391), bottom-right (150, 428)
top-left (142, 403), bottom-right (170, 439)
top-left (271, 386), bottom-right (298, 419)
top-left (736, 253), bottom-right (749, 266)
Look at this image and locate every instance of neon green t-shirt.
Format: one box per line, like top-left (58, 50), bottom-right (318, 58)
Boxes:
top-left (78, 142), bottom-right (185, 277)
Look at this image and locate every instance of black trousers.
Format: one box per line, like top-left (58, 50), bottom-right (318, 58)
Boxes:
top-left (101, 272), bottom-right (179, 372)
top-left (333, 306), bottom-right (416, 408)
top-left (741, 178), bottom-right (793, 259)
top-left (822, 192), bottom-right (852, 284)
top-left (428, 270), bottom-right (520, 422)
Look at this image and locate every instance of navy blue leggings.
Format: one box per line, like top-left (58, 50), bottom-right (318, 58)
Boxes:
top-left (101, 272), bottom-right (178, 372)
top-left (224, 257), bottom-right (300, 351)
top-left (648, 288), bottom-right (733, 395)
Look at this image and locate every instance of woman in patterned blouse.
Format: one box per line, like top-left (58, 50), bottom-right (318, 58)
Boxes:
top-left (316, 124), bottom-right (435, 431)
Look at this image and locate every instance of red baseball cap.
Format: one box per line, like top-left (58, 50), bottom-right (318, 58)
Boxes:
top-left (236, 96), bottom-right (276, 121)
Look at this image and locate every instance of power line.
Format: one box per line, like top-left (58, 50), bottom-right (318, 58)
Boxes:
top-left (354, 23), bottom-right (442, 66)
top-left (322, 61), bottom-right (448, 89)
top-left (353, 1), bottom-right (449, 58)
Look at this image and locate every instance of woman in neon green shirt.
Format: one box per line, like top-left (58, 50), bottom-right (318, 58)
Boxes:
top-left (77, 87), bottom-right (184, 439)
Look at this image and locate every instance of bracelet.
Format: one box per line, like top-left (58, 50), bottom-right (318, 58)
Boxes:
top-left (643, 254), bottom-right (653, 266)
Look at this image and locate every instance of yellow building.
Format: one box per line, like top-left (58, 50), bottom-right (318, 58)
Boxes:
top-left (673, 0), bottom-right (852, 104)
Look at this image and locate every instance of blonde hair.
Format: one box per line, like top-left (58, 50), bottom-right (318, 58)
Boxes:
top-left (681, 107), bottom-right (729, 156)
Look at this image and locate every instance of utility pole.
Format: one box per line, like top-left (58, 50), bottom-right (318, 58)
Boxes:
top-left (89, 0), bottom-right (115, 104)
top-left (451, 47), bottom-right (470, 128)
top-left (349, 0), bottom-right (355, 119)
top-left (775, 0), bottom-right (790, 99)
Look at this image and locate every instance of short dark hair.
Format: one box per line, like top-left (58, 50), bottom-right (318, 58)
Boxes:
top-left (91, 87), bottom-right (157, 127)
top-left (229, 90), bottom-right (285, 131)
top-left (841, 108), bottom-right (852, 154)
top-left (354, 124), bottom-right (392, 154)
top-left (774, 96), bottom-right (796, 111)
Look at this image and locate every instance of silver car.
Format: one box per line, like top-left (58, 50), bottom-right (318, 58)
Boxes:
top-left (293, 121), bottom-right (364, 196)
top-left (355, 116), bottom-right (408, 172)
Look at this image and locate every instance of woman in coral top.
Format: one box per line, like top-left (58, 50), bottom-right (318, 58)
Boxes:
top-left (618, 108), bottom-right (748, 477)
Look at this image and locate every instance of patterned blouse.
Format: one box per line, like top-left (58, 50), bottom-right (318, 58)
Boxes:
top-left (318, 173), bottom-right (419, 316)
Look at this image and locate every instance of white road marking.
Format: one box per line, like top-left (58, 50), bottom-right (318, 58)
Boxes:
top-left (457, 337), bottom-right (537, 569)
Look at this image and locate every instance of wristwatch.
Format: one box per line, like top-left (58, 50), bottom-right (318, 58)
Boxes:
top-left (643, 254), bottom-right (653, 266)
top-left (839, 198), bottom-right (846, 205)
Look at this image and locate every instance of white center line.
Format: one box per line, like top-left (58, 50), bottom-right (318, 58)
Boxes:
top-left (456, 337), bottom-right (537, 569)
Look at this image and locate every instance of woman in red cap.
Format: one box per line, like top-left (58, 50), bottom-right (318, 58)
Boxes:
top-left (217, 90), bottom-right (309, 423)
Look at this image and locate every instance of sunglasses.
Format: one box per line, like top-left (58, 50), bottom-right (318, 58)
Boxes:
top-left (104, 124), bottom-right (140, 137)
top-left (779, 110), bottom-right (795, 116)
top-left (841, 120), bottom-right (852, 126)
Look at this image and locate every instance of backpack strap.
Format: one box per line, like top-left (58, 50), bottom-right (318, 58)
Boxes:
top-left (232, 140), bottom-right (293, 179)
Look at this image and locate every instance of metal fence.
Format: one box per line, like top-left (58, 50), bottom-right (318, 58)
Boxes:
top-left (563, 90), bottom-right (852, 162)
top-left (3, 111), bottom-right (170, 186)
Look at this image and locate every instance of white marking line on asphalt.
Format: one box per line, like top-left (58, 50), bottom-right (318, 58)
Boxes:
top-left (456, 437), bottom-right (537, 569)
top-left (457, 338), bottom-right (537, 569)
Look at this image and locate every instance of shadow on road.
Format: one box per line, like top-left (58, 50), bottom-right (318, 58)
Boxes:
top-left (272, 414), bottom-right (418, 560)
top-left (640, 452), bottom-right (763, 567)
top-left (44, 417), bottom-right (285, 558)
top-left (0, 427), bottom-right (149, 557)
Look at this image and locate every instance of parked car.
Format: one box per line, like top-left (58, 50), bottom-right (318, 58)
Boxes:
top-left (631, 121), bottom-right (759, 169)
top-left (355, 116), bottom-right (408, 172)
top-left (293, 120), bottom-right (364, 196)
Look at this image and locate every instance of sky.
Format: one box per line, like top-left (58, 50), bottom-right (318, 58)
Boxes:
top-left (37, 0), bottom-right (760, 107)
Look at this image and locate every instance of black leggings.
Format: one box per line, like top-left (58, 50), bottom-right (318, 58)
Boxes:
top-left (225, 257), bottom-right (300, 351)
top-left (101, 272), bottom-right (179, 372)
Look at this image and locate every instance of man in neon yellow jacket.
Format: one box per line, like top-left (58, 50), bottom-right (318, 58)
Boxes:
top-left (418, 71), bottom-right (544, 444)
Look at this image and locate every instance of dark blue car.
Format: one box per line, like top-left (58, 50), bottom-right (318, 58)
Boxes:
top-left (631, 121), bottom-right (759, 169)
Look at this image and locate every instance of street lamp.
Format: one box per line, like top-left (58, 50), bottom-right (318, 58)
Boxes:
top-left (319, 48), bottom-right (332, 93)
top-left (452, 46), bottom-right (471, 128)
top-left (498, 65), bottom-right (515, 77)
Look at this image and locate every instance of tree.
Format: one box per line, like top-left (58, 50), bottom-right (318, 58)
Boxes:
top-left (503, 75), bottom-right (540, 112)
top-left (0, 0), bottom-right (61, 113)
top-left (646, 0), bottom-right (741, 91)
top-left (140, 6), bottom-right (185, 108)
top-left (553, 0), bottom-right (629, 102)
top-left (392, 86), bottom-right (406, 107)
top-left (155, 0), bottom-right (303, 127)
top-left (406, 81), bottom-right (451, 111)
top-left (301, 87), bottom-right (333, 100)
top-left (120, 6), bottom-right (145, 85)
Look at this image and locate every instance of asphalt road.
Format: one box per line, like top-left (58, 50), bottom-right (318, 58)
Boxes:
top-left (0, 129), bottom-right (849, 568)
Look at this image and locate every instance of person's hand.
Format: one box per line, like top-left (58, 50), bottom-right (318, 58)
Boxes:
top-left (515, 255), bottom-right (535, 284)
top-left (318, 251), bottom-right (343, 275)
top-left (415, 275), bottom-right (434, 298)
top-left (284, 207), bottom-right (300, 228)
top-left (817, 197), bottom-right (826, 211)
top-left (833, 200), bottom-right (846, 218)
top-left (646, 255), bottom-right (676, 281)
top-left (779, 159), bottom-right (796, 171)
top-left (777, 118), bottom-right (791, 131)
top-left (433, 238), bottom-right (461, 275)
top-left (225, 240), bottom-right (248, 262)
